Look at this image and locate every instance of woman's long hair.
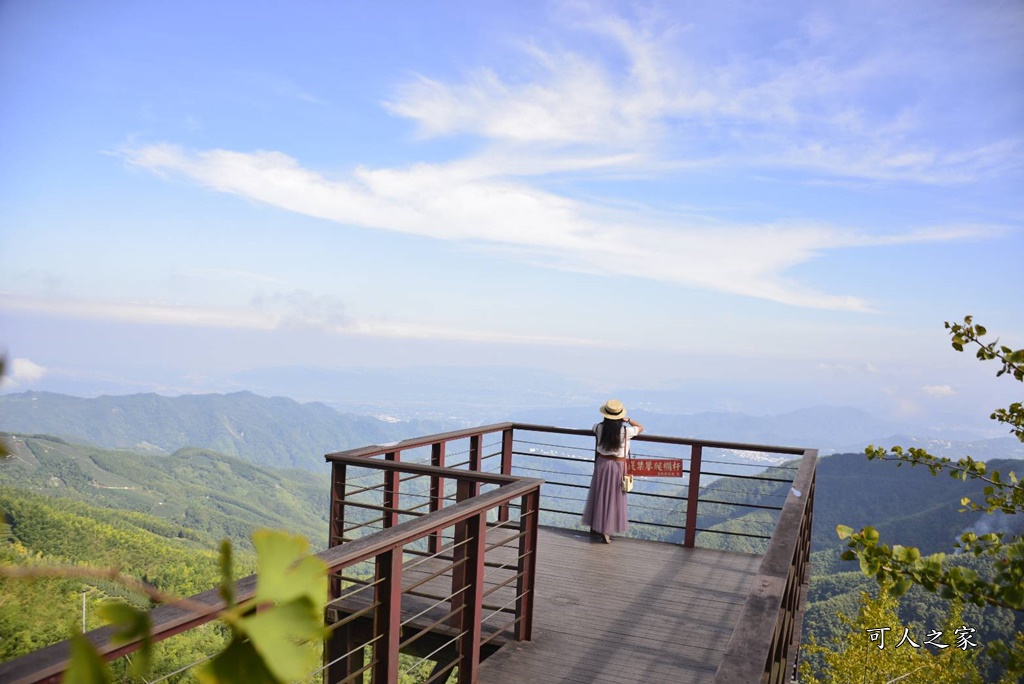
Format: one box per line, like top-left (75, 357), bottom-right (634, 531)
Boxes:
top-left (598, 418), bottom-right (624, 452)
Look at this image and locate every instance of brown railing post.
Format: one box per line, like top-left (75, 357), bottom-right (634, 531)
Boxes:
top-left (326, 459), bottom-right (349, 680)
top-left (428, 441), bottom-right (446, 554)
top-left (468, 434), bottom-right (482, 471)
top-left (383, 450), bottom-right (400, 529)
top-left (515, 488), bottom-right (539, 642)
top-left (330, 461), bottom-right (347, 547)
top-left (450, 479), bottom-right (481, 629)
top-left (372, 548), bottom-right (403, 684)
top-left (456, 509), bottom-right (487, 684)
top-left (683, 444), bottom-right (703, 547)
top-left (498, 428), bottom-right (514, 523)
top-left (325, 620), bottom-right (365, 683)
top-left (786, 464), bottom-right (816, 681)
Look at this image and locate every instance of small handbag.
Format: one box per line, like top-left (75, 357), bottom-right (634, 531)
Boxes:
top-left (621, 426), bottom-right (634, 493)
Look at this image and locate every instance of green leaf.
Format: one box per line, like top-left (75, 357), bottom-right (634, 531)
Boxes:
top-left (836, 524), bottom-right (853, 540)
top-left (198, 634), bottom-right (278, 684)
top-left (859, 553), bottom-right (879, 576)
top-left (252, 530), bottom-right (328, 607)
top-left (219, 539), bottom-right (235, 609)
top-left (62, 632), bottom-right (112, 684)
top-left (96, 602), bottom-right (151, 678)
top-left (889, 578), bottom-right (913, 597)
top-left (1002, 586), bottom-right (1024, 610)
top-left (241, 598), bottom-right (325, 682)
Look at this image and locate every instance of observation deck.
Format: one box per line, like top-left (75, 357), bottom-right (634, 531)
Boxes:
top-left (0, 422), bottom-right (816, 684)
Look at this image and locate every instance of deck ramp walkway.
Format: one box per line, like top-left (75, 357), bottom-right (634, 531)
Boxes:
top-left (478, 527), bottom-right (762, 684)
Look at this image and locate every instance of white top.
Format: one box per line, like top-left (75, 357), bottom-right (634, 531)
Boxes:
top-left (593, 422), bottom-right (640, 458)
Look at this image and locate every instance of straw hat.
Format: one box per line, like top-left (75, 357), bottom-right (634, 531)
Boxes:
top-left (599, 399), bottom-right (627, 420)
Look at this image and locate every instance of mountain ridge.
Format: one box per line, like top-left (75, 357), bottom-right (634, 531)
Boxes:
top-left (0, 390), bottom-right (458, 471)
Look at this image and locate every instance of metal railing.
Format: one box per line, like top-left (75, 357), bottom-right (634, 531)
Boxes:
top-left (329, 422), bottom-right (809, 550)
top-left (0, 420), bottom-right (815, 684)
top-left (713, 447), bottom-right (817, 684)
top-left (0, 454), bottom-right (541, 684)
top-left (321, 454), bottom-right (540, 684)
top-left (326, 422), bottom-right (816, 683)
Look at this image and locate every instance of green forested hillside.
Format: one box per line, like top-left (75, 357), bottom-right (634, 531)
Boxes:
top-left (1, 433), bottom-right (330, 550)
top-left (4, 437), bottom-right (1022, 679)
top-left (0, 486), bottom-right (258, 675)
top-left (0, 390), bottom-right (455, 471)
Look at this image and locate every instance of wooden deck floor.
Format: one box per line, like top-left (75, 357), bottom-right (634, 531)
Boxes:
top-left (477, 527), bottom-right (763, 684)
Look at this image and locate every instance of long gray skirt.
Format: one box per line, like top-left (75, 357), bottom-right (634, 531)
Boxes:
top-left (581, 456), bottom-right (628, 534)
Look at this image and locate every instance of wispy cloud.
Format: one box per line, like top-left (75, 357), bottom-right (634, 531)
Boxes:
top-left (923, 384), bottom-right (956, 398)
top-left (116, 6), bottom-right (1015, 311)
top-left (383, 6), bottom-right (1022, 183)
top-left (1, 358), bottom-right (48, 388)
top-left (180, 267), bottom-right (284, 285)
top-left (121, 143), bottom-right (995, 311)
top-left (0, 292), bottom-right (601, 347)
top-left (817, 361), bottom-right (881, 375)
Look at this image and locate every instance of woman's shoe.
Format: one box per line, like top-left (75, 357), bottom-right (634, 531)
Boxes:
top-left (602, 533), bottom-right (612, 544)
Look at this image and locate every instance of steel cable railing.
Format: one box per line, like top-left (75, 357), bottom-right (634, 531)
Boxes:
top-left (0, 422), bottom-right (812, 684)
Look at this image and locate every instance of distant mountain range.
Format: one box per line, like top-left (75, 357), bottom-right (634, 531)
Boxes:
top-left (0, 391), bottom-right (456, 471)
top-left (2, 391), bottom-right (1020, 472)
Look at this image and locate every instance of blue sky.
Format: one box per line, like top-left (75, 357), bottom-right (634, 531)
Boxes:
top-left (1, 1), bottom-right (1021, 425)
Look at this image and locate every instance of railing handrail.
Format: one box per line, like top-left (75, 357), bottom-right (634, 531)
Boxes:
top-left (325, 453), bottom-right (523, 486)
top-left (326, 422), bottom-right (515, 460)
top-left (319, 473), bottom-right (542, 569)
top-left (327, 421), bottom-right (810, 462)
top-left (713, 447), bottom-right (817, 684)
top-left (0, 464), bottom-right (542, 684)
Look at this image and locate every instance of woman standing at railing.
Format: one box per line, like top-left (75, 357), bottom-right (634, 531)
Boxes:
top-left (582, 399), bottom-right (643, 544)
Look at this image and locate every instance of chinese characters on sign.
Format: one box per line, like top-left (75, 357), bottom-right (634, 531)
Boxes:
top-left (628, 458), bottom-right (684, 477)
top-left (865, 626), bottom-right (978, 651)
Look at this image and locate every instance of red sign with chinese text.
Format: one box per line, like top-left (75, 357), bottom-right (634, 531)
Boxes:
top-left (628, 458), bottom-right (684, 477)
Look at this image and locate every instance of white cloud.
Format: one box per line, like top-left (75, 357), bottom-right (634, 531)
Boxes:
top-left (381, 7), bottom-right (1022, 184)
top-left (11, 358), bottom-right (46, 383)
top-left (113, 8), bottom-right (1014, 313)
top-left (923, 384), bottom-right (957, 398)
top-left (181, 267), bottom-right (283, 285)
top-left (816, 361), bottom-right (881, 375)
top-left (122, 143), bottom-right (994, 311)
top-left (1, 358), bottom-right (47, 388)
top-left (0, 293), bottom-right (600, 347)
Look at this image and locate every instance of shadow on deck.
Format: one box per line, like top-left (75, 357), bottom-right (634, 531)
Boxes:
top-left (478, 527), bottom-right (762, 684)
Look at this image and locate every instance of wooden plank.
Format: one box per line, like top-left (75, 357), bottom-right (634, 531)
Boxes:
top-left (477, 527), bottom-right (762, 684)
top-left (327, 525), bottom-right (761, 684)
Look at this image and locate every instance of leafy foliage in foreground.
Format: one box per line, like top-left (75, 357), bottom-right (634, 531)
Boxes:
top-left (800, 579), bottom-right (989, 684)
top-left (47, 530), bottom-right (328, 684)
top-left (838, 316), bottom-right (1024, 677)
top-left (0, 486), bottom-right (257, 678)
